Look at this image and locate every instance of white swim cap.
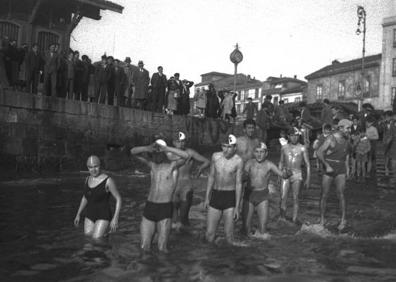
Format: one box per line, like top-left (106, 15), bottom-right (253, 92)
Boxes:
top-left (175, 131), bottom-right (186, 141)
top-left (256, 142), bottom-right (268, 150)
top-left (155, 139), bottom-right (167, 147)
top-left (223, 134), bottom-right (237, 145)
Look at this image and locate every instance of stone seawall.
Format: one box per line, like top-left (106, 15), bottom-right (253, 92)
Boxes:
top-left (0, 90), bottom-right (237, 174)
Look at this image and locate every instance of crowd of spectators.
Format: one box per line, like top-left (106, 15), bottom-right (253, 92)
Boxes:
top-left (0, 39), bottom-right (202, 115)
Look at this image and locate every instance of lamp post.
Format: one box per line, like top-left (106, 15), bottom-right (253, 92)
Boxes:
top-left (356, 5), bottom-right (366, 112)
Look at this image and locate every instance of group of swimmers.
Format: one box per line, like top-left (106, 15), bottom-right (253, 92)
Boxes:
top-left (74, 118), bottom-right (353, 252)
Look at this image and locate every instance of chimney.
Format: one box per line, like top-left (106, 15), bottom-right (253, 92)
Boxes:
top-left (247, 75), bottom-right (251, 80)
top-left (280, 74), bottom-right (282, 78)
top-left (294, 75), bottom-right (297, 79)
top-left (332, 59), bottom-right (340, 65)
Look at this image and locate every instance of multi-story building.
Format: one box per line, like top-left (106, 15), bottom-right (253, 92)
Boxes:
top-left (379, 15), bottom-right (396, 108)
top-left (195, 72), bottom-right (307, 115)
top-left (261, 76), bottom-right (307, 105)
top-left (305, 14), bottom-right (396, 110)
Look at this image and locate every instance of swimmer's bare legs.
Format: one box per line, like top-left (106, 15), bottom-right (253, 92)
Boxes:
top-left (205, 207), bottom-right (222, 243)
top-left (320, 175), bottom-right (332, 226)
top-left (334, 174), bottom-right (346, 230)
top-left (243, 202), bottom-right (254, 235)
top-left (157, 218), bottom-right (172, 252)
top-left (84, 218), bottom-right (109, 239)
top-left (291, 180), bottom-right (301, 223)
top-left (256, 200), bottom-right (269, 234)
top-left (280, 179), bottom-right (290, 220)
top-left (140, 217), bottom-right (156, 251)
top-left (223, 208), bottom-right (235, 244)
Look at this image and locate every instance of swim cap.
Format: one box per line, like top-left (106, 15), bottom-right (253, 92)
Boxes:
top-left (174, 131), bottom-right (186, 141)
top-left (223, 134), bottom-right (237, 145)
top-left (288, 127), bottom-right (302, 136)
top-left (256, 142), bottom-right (268, 150)
top-left (155, 139), bottom-right (167, 147)
top-left (337, 119), bottom-right (353, 128)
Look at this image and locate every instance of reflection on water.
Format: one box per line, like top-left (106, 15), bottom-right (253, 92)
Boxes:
top-left (1, 153), bottom-right (396, 281)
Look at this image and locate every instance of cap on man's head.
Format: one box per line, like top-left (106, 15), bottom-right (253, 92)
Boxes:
top-left (288, 127), bottom-right (301, 136)
top-left (125, 57), bottom-right (131, 63)
top-left (256, 142), bottom-right (267, 150)
top-left (337, 119), bottom-right (353, 128)
top-left (174, 131), bottom-right (186, 141)
top-left (138, 60), bottom-right (144, 65)
top-left (223, 134), bottom-right (237, 145)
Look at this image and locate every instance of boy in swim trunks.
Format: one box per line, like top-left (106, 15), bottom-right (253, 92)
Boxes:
top-left (244, 142), bottom-right (289, 238)
top-left (204, 134), bottom-right (244, 244)
top-left (167, 131), bottom-right (210, 229)
top-left (317, 119), bottom-right (352, 231)
top-left (279, 127), bottom-right (311, 224)
top-left (130, 139), bottom-right (189, 252)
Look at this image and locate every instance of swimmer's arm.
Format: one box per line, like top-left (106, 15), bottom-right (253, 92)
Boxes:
top-left (162, 146), bottom-right (189, 159)
top-left (235, 159), bottom-right (243, 211)
top-left (317, 136), bottom-right (333, 169)
top-left (269, 162), bottom-right (286, 178)
top-left (74, 196), bottom-right (87, 226)
top-left (130, 145), bottom-right (154, 167)
top-left (278, 147), bottom-right (285, 170)
top-left (190, 150), bottom-right (210, 176)
top-left (302, 147), bottom-right (311, 188)
top-left (345, 154), bottom-right (350, 178)
top-left (107, 178), bottom-right (122, 228)
top-left (204, 156), bottom-right (216, 207)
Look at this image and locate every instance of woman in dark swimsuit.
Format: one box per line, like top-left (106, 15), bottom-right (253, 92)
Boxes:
top-left (74, 155), bottom-right (122, 239)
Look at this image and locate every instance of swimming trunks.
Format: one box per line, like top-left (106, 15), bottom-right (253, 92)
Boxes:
top-left (143, 201), bottom-right (173, 222)
top-left (286, 171), bottom-right (303, 183)
top-left (84, 177), bottom-right (112, 222)
top-left (209, 190), bottom-right (236, 211)
top-left (244, 189), bottom-right (269, 206)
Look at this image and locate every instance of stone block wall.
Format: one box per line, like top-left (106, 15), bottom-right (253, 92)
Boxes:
top-left (0, 90), bottom-right (237, 173)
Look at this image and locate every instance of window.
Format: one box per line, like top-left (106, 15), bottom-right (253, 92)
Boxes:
top-left (0, 21), bottom-right (20, 44)
top-left (392, 87), bottom-right (396, 105)
top-left (37, 31), bottom-right (60, 53)
top-left (283, 98), bottom-right (289, 103)
top-left (393, 29), bottom-right (396, 48)
top-left (393, 58), bottom-right (396, 77)
top-left (295, 97), bottom-right (301, 102)
top-left (316, 85), bottom-right (323, 100)
top-left (338, 80), bottom-right (346, 99)
top-left (363, 76), bottom-right (371, 97)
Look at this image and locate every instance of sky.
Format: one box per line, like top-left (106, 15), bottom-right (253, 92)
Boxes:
top-left (71, 0), bottom-right (396, 86)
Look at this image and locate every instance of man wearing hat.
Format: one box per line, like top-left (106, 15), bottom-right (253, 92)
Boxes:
top-left (132, 60), bottom-right (150, 109)
top-left (279, 127), bottom-right (311, 224)
top-left (122, 57), bottom-right (138, 107)
top-left (167, 131), bottom-right (210, 229)
top-left (204, 134), bottom-right (244, 244)
top-left (317, 118), bottom-right (352, 231)
top-left (130, 139), bottom-right (189, 252)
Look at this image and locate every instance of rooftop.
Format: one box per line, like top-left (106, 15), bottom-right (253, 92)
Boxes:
top-left (195, 73), bottom-right (262, 88)
top-left (305, 54), bottom-right (382, 80)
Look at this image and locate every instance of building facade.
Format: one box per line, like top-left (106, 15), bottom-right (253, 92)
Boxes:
top-left (0, 0), bottom-right (123, 52)
top-left (305, 55), bottom-right (381, 105)
top-left (195, 72), bottom-right (307, 115)
top-left (379, 15), bottom-right (396, 109)
top-left (306, 14), bottom-right (396, 110)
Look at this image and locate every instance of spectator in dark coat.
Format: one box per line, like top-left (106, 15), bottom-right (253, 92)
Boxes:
top-left (43, 44), bottom-right (60, 97)
top-left (81, 55), bottom-right (91, 102)
top-left (176, 79), bottom-right (194, 115)
top-left (113, 59), bottom-right (127, 106)
top-left (205, 83), bottom-right (220, 118)
top-left (73, 51), bottom-right (84, 101)
top-left (132, 60), bottom-right (150, 109)
top-left (24, 43), bottom-right (42, 94)
top-left (95, 55), bottom-right (110, 104)
top-left (65, 51), bottom-right (75, 99)
top-left (150, 66), bottom-right (167, 112)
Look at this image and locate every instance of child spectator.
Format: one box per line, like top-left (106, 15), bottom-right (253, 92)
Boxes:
top-left (354, 128), bottom-right (371, 182)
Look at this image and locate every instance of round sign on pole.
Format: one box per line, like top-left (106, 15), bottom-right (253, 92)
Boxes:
top-left (230, 43), bottom-right (243, 64)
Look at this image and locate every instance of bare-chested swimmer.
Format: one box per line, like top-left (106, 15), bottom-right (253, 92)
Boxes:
top-left (130, 139), bottom-right (189, 252)
top-left (244, 143), bottom-right (289, 238)
top-left (236, 119), bottom-right (260, 234)
top-left (74, 156), bottom-right (122, 239)
top-left (167, 131), bottom-right (210, 229)
top-left (279, 127), bottom-right (311, 224)
top-left (204, 134), bottom-right (243, 244)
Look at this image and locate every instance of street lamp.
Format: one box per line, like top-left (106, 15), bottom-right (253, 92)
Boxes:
top-left (356, 5), bottom-right (366, 112)
top-left (230, 43), bottom-right (243, 93)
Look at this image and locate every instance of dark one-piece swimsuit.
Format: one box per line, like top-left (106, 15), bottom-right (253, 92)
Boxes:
top-left (84, 176), bottom-right (112, 222)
